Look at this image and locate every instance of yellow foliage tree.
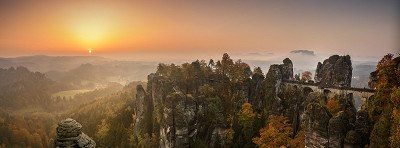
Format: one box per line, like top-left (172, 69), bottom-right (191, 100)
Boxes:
top-left (238, 102), bottom-right (257, 144)
top-left (95, 119), bottom-right (110, 140)
top-left (238, 102), bottom-right (256, 129)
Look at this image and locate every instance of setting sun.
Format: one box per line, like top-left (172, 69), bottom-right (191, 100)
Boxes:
top-left (0, 1), bottom-right (399, 147)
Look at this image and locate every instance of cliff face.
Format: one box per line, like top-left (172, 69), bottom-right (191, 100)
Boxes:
top-left (135, 57), bottom-right (265, 147)
top-left (299, 90), bottom-right (370, 148)
top-left (143, 73), bottom-right (199, 147)
top-left (116, 55), bottom-right (375, 147)
top-left (264, 58), bottom-right (294, 115)
top-left (134, 55), bottom-right (367, 147)
top-left (315, 55), bottom-right (352, 87)
top-left (304, 102), bottom-right (331, 147)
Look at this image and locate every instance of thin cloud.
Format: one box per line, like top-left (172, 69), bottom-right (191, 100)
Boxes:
top-left (290, 50), bottom-right (315, 56)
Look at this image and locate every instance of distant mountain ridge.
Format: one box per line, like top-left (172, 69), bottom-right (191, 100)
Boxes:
top-left (0, 67), bottom-right (65, 109)
top-left (0, 55), bottom-right (158, 85)
top-left (0, 55), bottom-right (112, 72)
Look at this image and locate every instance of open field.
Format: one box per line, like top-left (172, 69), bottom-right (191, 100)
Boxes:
top-left (51, 89), bottom-right (93, 99)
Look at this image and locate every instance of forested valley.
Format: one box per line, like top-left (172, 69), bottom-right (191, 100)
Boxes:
top-left (0, 53), bottom-right (399, 147)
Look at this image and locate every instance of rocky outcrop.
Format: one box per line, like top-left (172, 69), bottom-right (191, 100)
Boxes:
top-left (282, 58), bottom-right (294, 80)
top-left (158, 87), bottom-right (197, 148)
top-left (315, 62), bottom-right (323, 83)
top-left (353, 109), bottom-right (373, 147)
top-left (265, 64), bottom-right (284, 115)
top-left (133, 54), bottom-right (373, 147)
top-left (55, 118), bottom-right (96, 148)
top-left (280, 84), bottom-right (310, 135)
top-left (315, 55), bottom-right (352, 88)
top-left (266, 58), bottom-right (294, 82)
top-left (132, 85), bottom-right (147, 135)
top-left (302, 91), bottom-right (359, 148)
top-left (264, 58), bottom-right (294, 115)
top-left (304, 102), bottom-right (332, 147)
top-left (368, 71), bottom-right (378, 89)
top-left (328, 111), bottom-right (349, 147)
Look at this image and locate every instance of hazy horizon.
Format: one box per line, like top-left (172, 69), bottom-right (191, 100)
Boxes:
top-left (1, 1), bottom-right (400, 147)
top-left (1, 0), bottom-right (399, 61)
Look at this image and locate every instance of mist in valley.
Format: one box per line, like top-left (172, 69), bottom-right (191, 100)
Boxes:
top-left (1, 0), bottom-right (399, 147)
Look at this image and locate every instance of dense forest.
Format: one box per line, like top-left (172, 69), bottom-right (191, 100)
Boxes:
top-left (0, 53), bottom-right (399, 147)
top-left (0, 66), bottom-right (133, 147)
top-left (77, 53), bottom-right (399, 147)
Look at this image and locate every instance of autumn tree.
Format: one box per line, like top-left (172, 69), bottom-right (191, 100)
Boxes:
top-left (238, 102), bottom-right (257, 146)
top-left (301, 71), bottom-right (312, 82)
top-left (253, 115), bottom-right (293, 148)
top-left (326, 97), bottom-right (341, 115)
top-left (288, 130), bottom-right (305, 148)
top-left (368, 54), bottom-right (400, 147)
top-left (389, 88), bottom-right (400, 147)
top-left (238, 102), bottom-right (256, 130)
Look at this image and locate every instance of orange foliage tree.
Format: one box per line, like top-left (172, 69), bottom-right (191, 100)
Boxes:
top-left (326, 97), bottom-right (341, 115)
top-left (289, 130), bottom-right (305, 148)
top-left (301, 71), bottom-right (312, 82)
top-left (252, 115), bottom-right (293, 148)
top-left (369, 54), bottom-right (400, 147)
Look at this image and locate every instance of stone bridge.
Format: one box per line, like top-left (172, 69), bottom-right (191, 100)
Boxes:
top-left (282, 80), bottom-right (374, 110)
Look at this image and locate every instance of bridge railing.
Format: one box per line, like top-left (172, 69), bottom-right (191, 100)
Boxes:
top-left (282, 79), bottom-right (375, 93)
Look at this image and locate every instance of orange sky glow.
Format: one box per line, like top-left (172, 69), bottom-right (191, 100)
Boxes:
top-left (0, 1), bottom-right (399, 60)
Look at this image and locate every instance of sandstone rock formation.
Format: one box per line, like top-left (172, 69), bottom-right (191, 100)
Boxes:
top-left (301, 90), bottom-right (360, 148)
top-left (304, 102), bottom-right (331, 147)
top-left (132, 84), bottom-right (147, 135)
top-left (163, 89), bottom-right (196, 147)
top-left (129, 55), bottom-right (372, 147)
top-left (367, 71), bottom-right (378, 89)
top-left (265, 64), bottom-right (284, 115)
top-left (266, 58), bottom-right (294, 82)
top-left (146, 73), bottom-right (199, 148)
top-left (328, 111), bottom-right (349, 147)
top-left (282, 58), bottom-right (294, 80)
top-left (353, 109), bottom-right (373, 147)
top-left (264, 58), bottom-right (294, 115)
top-left (55, 118), bottom-right (96, 148)
top-left (315, 55), bottom-right (352, 88)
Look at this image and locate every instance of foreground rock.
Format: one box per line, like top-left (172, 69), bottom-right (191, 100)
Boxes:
top-left (315, 55), bottom-right (352, 88)
top-left (55, 118), bottom-right (96, 148)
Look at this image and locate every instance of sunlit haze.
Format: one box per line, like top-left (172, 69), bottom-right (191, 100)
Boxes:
top-left (1, 1), bottom-right (400, 147)
top-left (0, 0), bottom-right (399, 61)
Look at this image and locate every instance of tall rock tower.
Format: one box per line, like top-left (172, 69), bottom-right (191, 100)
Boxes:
top-left (314, 55), bottom-right (352, 87)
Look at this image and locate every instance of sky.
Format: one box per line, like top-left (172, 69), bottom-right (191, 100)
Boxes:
top-left (0, 0), bottom-right (399, 61)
